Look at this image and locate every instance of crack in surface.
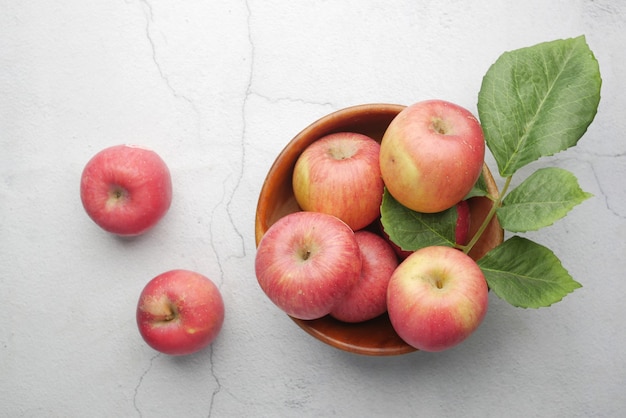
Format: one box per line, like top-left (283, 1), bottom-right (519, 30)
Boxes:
top-left (587, 157), bottom-right (625, 220)
top-left (553, 152), bottom-right (626, 219)
top-left (205, 175), bottom-right (232, 418)
top-left (138, 0), bottom-right (201, 117)
top-left (224, 0), bottom-right (253, 262)
top-left (224, 1), bottom-right (336, 265)
top-left (206, 345), bottom-right (221, 418)
top-left (133, 352), bottom-right (159, 417)
top-left (209, 173), bottom-right (233, 289)
top-left (248, 91), bottom-right (336, 108)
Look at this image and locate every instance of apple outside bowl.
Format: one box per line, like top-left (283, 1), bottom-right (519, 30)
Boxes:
top-left (254, 104), bottom-right (504, 356)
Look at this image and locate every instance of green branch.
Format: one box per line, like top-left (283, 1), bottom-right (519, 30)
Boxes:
top-left (462, 175), bottom-right (512, 255)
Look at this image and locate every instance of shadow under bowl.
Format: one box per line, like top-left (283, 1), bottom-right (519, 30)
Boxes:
top-left (255, 103), bottom-right (503, 356)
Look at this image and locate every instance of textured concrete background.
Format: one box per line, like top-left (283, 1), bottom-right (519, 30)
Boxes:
top-left (1, 1), bottom-right (624, 416)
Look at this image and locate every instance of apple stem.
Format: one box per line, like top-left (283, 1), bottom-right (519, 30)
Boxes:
top-left (462, 175), bottom-right (512, 255)
top-left (162, 303), bottom-right (178, 322)
top-left (431, 117), bottom-right (450, 135)
top-left (298, 247), bottom-right (312, 261)
top-left (107, 186), bottom-right (129, 207)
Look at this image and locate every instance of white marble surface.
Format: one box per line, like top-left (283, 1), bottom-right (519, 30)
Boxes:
top-left (1, 1), bottom-right (625, 416)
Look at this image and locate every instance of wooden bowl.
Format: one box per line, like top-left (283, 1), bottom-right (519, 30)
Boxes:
top-left (255, 104), bottom-right (504, 356)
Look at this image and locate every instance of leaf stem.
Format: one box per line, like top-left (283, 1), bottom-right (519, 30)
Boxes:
top-left (463, 175), bottom-right (512, 255)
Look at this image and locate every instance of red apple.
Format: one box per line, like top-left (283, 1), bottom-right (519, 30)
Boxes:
top-left (330, 231), bottom-right (399, 323)
top-left (455, 199), bottom-right (471, 246)
top-left (292, 132), bottom-right (384, 231)
top-left (380, 100), bottom-right (485, 213)
top-left (136, 269), bottom-right (224, 356)
top-left (80, 144), bottom-right (172, 236)
top-left (255, 211), bottom-right (362, 320)
top-left (387, 246), bottom-right (488, 352)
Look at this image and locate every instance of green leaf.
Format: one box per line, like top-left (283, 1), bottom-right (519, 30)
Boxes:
top-left (497, 167), bottom-right (592, 232)
top-left (380, 188), bottom-right (456, 251)
top-left (478, 36), bottom-right (602, 177)
top-left (478, 236), bottom-right (582, 308)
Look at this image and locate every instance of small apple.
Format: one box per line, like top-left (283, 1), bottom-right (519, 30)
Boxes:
top-left (80, 144), bottom-right (172, 236)
top-left (255, 211), bottom-right (362, 320)
top-left (387, 246), bottom-right (488, 352)
top-left (136, 269), bottom-right (224, 356)
top-left (292, 132), bottom-right (384, 231)
top-left (330, 230), bottom-right (399, 323)
top-left (380, 100), bottom-right (485, 213)
top-left (380, 199), bottom-right (472, 260)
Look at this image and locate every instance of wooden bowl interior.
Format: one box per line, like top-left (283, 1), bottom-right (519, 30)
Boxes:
top-left (254, 104), bottom-right (503, 356)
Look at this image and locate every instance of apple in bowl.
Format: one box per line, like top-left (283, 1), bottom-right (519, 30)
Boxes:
top-left (380, 100), bottom-right (485, 213)
top-left (292, 132), bottom-right (384, 231)
top-left (330, 231), bottom-right (398, 323)
top-left (255, 211), bottom-right (362, 320)
top-left (387, 246), bottom-right (489, 352)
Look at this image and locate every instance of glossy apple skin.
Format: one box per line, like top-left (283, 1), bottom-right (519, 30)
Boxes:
top-left (255, 211), bottom-right (362, 320)
top-left (330, 231), bottom-right (399, 323)
top-left (455, 199), bottom-right (471, 246)
top-left (80, 144), bottom-right (172, 236)
top-left (292, 132), bottom-right (384, 231)
top-left (136, 270), bottom-right (224, 356)
top-left (387, 246), bottom-right (488, 352)
top-left (380, 100), bottom-right (485, 213)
